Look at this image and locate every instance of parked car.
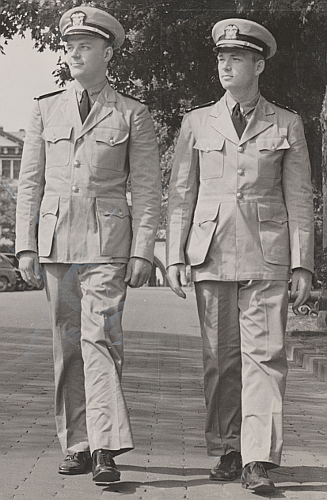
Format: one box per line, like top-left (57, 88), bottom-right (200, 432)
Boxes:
top-left (2, 253), bottom-right (44, 291)
top-left (0, 253), bottom-right (17, 292)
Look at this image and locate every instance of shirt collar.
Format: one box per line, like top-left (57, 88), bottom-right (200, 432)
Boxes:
top-left (74, 79), bottom-right (108, 104)
top-left (226, 91), bottom-right (261, 116)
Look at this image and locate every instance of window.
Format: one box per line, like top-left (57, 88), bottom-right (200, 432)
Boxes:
top-left (13, 160), bottom-right (21, 179)
top-left (2, 160), bottom-right (11, 177)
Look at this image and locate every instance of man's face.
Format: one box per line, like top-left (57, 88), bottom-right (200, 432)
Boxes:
top-left (217, 49), bottom-right (264, 93)
top-left (65, 35), bottom-right (112, 83)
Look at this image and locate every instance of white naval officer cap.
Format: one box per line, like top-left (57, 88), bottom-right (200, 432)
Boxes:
top-left (212, 18), bottom-right (277, 59)
top-left (59, 5), bottom-right (125, 49)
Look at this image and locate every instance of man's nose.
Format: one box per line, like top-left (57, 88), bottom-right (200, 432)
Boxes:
top-left (222, 60), bottom-right (231, 70)
top-left (71, 48), bottom-right (80, 58)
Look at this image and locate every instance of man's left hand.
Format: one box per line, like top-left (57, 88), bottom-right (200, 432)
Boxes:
top-left (290, 267), bottom-right (312, 314)
top-left (124, 257), bottom-right (152, 288)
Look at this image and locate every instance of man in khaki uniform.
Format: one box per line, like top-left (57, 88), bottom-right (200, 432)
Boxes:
top-left (16, 6), bottom-right (161, 486)
top-left (166, 19), bottom-right (314, 494)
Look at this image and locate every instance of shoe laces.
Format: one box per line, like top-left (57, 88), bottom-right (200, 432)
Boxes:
top-left (253, 461), bottom-right (268, 477)
top-left (221, 451), bottom-right (240, 466)
top-left (97, 449), bottom-right (113, 467)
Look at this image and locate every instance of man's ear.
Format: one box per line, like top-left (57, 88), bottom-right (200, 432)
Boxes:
top-left (104, 46), bottom-right (114, 63)
top-left (255, 58), bottom-right (265, 76)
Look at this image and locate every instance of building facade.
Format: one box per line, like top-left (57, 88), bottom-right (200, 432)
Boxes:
top-left (0, 127), bottom-right (25, 179)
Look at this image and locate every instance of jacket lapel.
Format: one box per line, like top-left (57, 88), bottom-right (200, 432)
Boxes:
top-left (78, 83), bottom-right (116, 138)
top-left (60, 86), bottom-right (82, 131)
top-left (239, 96), bottom-right (275, 145)
top-left (210, 96), bottom-right (239, 145)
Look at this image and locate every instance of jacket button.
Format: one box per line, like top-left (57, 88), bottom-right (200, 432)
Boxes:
top-left (109, 138), bottom-right (115, 145)
top-left (74, 160), bottom-right (80, 168)
top-left (236, 191), bottom-right (243, 199)
top-left (237, 146), bottom-right (244, 153)
top-left (206, 147), bottom-right (210, 152)
top-left (72, 186), bottom-right (79, 193)
top-left (237, 169), bottom-right (245, 176)
top-left (76, 138), bottom-right (83, 144)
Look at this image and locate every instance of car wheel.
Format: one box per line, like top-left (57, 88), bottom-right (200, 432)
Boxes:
top-left (0, 276), bottom-right (9, 292)
top-left (16, 281), bottom-right (27, 291)
top-left (7, 281), bottom-right (16, 292)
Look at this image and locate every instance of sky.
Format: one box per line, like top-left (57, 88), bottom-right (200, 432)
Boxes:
top-left (0, 31), bottom-right (62, 132)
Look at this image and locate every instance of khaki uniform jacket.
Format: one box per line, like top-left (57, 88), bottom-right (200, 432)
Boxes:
top-left (16, 82), bottom-right (161, 264)
top-left (167, 94), bottom-right (314, 281)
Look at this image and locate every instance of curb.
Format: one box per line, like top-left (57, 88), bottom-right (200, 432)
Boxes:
top-left (285, 340), bottom-right (327, 383)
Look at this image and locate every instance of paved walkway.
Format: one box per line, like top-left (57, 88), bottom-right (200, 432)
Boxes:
top-left (0, 288), bottom-right (326, 499)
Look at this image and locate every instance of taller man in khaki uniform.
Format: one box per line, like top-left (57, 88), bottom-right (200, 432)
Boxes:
top-left (167, 19), bottom-right (314, 494)
top-left (16, 6), bottom-right (161, 486)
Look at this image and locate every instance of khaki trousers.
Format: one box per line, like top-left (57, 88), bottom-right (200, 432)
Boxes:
top-left (43, 262), bottom-right (134, 456)
top-left (194, 279), bottom-right (288, 467)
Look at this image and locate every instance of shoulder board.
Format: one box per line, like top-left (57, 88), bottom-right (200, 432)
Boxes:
top-left (271, 101), bottom-right (298, 114)
top-left (186, 101), bottom-right (215, 113)
top-left (118, 92), bottom-right (145, 104)
top-left (35, 89), bottom-right (65, 101)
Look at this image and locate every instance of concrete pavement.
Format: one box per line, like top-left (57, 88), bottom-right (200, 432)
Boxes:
top-left (0, 287), bottom-right (326, 499)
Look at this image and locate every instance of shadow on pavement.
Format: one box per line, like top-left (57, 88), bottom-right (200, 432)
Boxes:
top-left (119, 464), bottom-right (209, 475)
top-left (103, 478), bottom-right (212, 494)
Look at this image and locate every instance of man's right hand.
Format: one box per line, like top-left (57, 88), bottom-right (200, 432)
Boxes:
top-left (19, 251), bottom-right (43, 288)
top-left (167, 264), bottom-right (188, 299)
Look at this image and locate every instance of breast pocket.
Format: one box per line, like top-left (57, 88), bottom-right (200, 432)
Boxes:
top-left (257, 136), bottom-right (290, 181)
top-left (43, 127), bottom-right (72, 168)
top-left (92, 128), bottom-right (129, 171)
top-left (194, 136), bottom-right (225, 179)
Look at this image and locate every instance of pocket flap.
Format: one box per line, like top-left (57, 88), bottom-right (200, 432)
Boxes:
top-left (96, 198), bottom-right (130, 218)
top-left (43, 127), bottom-right (72, 143)
top-left (40, 196), bottom-right (59, 216)
top-left (93, 127), bottom-right (129, 146)
top-left (257, 136), bottom-right (290, 152)
top-left (257, 202), bottom-right (288, 223)
top-left (193, 203), bottom-right (220, 224)
top-left (193, 136), bottom-right (225, 152)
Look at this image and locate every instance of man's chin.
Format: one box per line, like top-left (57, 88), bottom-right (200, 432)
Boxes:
top-left (220, 81), bottom-right (232, 91)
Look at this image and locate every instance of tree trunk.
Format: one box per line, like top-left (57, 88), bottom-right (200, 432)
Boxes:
top-left (318, 85), bottom-right (327, 330)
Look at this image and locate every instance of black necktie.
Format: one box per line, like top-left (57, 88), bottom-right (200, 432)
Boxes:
top-left (79, 89), bottom-right (91, 123)
top-left (231, 103), bottom-right (246, 138)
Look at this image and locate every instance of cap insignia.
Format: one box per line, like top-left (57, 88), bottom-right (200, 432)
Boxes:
top-left (224, 25), bottom-right (239, 40)
top-left (70, 11), bottom-right (86, 27)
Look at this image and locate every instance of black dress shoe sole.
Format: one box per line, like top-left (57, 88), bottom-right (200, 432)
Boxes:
top-left (209, 469), bottom-right (242, 481)
top-left (59, 469), bottom-right (86, 475)
top-left (93, 468), bottom-right (121, 484)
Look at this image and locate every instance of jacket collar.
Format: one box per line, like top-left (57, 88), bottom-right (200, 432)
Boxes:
top-left (209, 93), bottom-right (275, 145)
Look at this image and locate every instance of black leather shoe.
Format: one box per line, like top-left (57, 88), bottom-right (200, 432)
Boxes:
top-left (58, 451), bottom-right (91, 475)
top-left (92, 449), bottom-right (121, 484)
top-left (209, 451), bottom-right (242, 481)
top-left (241, 461), bottom-right (275, 494)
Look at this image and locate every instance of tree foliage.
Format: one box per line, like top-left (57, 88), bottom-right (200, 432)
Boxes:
top-left (1, 1), bottom-right (325, 158)
top-left (0, 179), bottom-right (17, 250)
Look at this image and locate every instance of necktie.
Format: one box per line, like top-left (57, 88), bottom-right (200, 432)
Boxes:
top-left (79, 89), bottom-right (91, 123)
top-left (231, 103), bottom-right (246, 138)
